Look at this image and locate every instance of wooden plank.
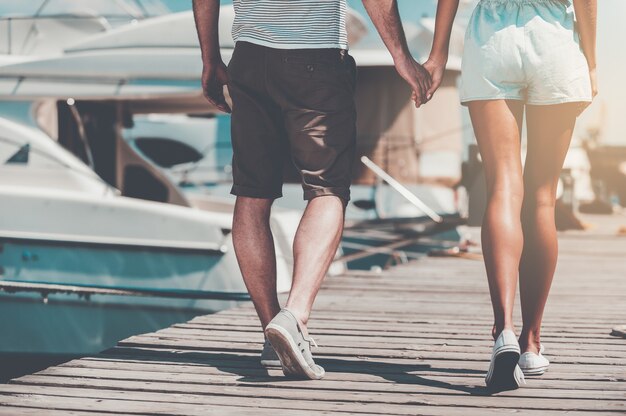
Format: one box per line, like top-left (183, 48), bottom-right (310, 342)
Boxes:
top-left (0, 387), bottom-right (618, 416)
top-left (149, 327), bottom-right (626, 354)
top-left (30, 366), bottom-right (626, 399)
top-left (116, 336), bottom-right (626, 365)
top-left (2, 214), bottom-right (625, 415)
top-left (0, 408), bottom-right (104, 416)
top-left (94, 349), bottom-right (626, 378)
top-left (8, 375), bottom-right (625, 411)
top-left (58, 357), bottom-right (626, 388)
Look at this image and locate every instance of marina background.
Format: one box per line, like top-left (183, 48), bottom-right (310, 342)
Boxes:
top-left (0, 0), bottom-right (624, 393)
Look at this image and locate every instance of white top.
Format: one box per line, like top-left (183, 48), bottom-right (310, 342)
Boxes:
top-left (232, 0), bottom-right (348, 50)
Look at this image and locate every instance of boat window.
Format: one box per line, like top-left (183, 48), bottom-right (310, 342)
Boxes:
top-left (5, 144), bottom-right (29, 164)
top-left (0, 137), bottom-right (67, 169)
top-left (134, 137), bottom-right (203, 168)
top-left (123, 165), bottom-right (169, 203)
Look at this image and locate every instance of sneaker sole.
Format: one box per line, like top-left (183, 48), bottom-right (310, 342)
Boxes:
top-left (486, 349), bottom-right (522, 391)
top-left (520, 365), bottom-right (548, 376)
top-left (265, 324), bottom-right (324, 380)
top-left (260, 359), bottom-right (281, 368)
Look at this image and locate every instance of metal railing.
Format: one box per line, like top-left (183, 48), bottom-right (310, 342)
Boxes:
top-left (360, 156), bottom-right (444, 223)
top-left (0, 280), bottom-right (251, 302)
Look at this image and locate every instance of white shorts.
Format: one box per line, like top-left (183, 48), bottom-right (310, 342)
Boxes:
top-left (460, 0), bottom-right (592, 106)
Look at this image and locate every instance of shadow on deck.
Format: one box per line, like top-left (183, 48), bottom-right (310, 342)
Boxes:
top-left (1, 214), bottom-right (625, 415)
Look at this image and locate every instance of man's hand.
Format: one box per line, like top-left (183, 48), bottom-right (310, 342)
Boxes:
top-left (422, 57), bottom-right (447, 102)
top-left (395, 56), bottom-right (432, 108)
top-left (193, 0), bottom-right (227, 111)
top-left (202, 60), bottom-right (231, 113)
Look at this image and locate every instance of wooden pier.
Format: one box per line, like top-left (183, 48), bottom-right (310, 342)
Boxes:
top-left (1, 214), bottom-right (625, 415)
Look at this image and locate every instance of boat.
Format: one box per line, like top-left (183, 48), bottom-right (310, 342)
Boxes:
top-left (0, 4), bottom-right (327, 364)
top-left (0, 116), bottom-right (260, 361)
top-left (0, 2), bottom-right (470, 368)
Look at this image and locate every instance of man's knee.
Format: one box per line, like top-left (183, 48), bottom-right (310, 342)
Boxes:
top-left (234, 196), bottom-right (274, 220)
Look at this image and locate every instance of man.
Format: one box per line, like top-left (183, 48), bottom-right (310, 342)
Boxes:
top-left (192, 0), bottom-right (433, 380)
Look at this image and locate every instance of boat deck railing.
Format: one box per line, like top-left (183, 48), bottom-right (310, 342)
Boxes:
top-left (0, 280), bottom-right (251, 302)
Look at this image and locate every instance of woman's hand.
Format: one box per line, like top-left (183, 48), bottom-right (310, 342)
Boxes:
top-left (589, 67), bottom-right (598, 99)
top-left (415, 0), bottom-right (459, 104)
top-left (411, 57), bottom-right (447, 105)
top-left (394, 56), bottom-right (432, 108)
top-left (572, 0), bottom-right (597, 115)
top-left (423, 57), bottom-right (448, 102)
top-left (578, 67), bottom-right (598, 115)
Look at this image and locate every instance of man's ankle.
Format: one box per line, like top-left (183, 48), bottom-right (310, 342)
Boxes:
top-left (259, 305), bottom-right (282, 330)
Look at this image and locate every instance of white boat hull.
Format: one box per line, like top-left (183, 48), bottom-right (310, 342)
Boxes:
top-left (0, 234), bottom-right (244, 355)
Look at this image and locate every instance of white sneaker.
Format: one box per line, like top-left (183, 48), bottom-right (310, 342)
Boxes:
top-left (519, 345), bottom-right (549, 376)
top-left (485, 329), bottom-right (525, 390)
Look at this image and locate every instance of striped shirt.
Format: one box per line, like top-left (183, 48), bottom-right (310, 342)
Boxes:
top-left (232, 0), bottom-right (348, 50)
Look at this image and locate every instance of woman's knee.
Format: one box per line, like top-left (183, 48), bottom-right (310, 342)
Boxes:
top-left (523, 186), bottom-right (558, 210)
top-left (485, 177), bottom-right (525, 205)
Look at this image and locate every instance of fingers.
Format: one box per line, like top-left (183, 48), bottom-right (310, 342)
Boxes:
top-left (419, 72), bottom-right (432, 102)
top-left (411, 73), bottom-right (433, 108)
top-left (589, 69), bottom-right (598, 98)
top-left (203, 92), bottom-right (231, 113)
top-left (203, 83), bottom-right (231, 113)
top-left (426, 78), bottom-right (441, 103)
top-left (411, 84), bottom-right (424, 108)
top-left (395, 58), bottom-right (433, 108)
top-left (201, 62), bottom-right (232, 113)
top-left (411, 90), bottom-right (420, 108)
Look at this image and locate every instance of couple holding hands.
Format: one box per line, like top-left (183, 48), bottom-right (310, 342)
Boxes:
top-left (193, 0), bottom-right (597, 390)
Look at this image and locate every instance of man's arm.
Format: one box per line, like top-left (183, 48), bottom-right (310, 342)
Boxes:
top-left (573, 0), bottom-right (598, 98)
top-left (423, 0), bottom-right (459, 100)
top-left (192, 0), bottom-right (230, 112)
top-left (361, 0), bottom-right (431, 107)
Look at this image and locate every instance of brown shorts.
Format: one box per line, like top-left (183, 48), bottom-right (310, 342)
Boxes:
top-left (227, 41), bottom-right (357, 202)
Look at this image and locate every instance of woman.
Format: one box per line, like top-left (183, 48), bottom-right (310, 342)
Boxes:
top-left (422, 0), bottom-right (597, 389)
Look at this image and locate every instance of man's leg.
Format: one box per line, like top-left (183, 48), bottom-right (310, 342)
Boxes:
top-left (285, 195), bottom-right (345, 330)
top-left (264, 195), bottom-right (345, 379)
top-left (231, 196), bottom-right (281, 329)
top-left (227, 42), bottom-right (287, 330)
top-left (262, 48), bottom-right (356, 379)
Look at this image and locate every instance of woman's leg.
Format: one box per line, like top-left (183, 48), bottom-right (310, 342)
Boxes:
top-left (468, 100), bottom-right (525, 339)
top-left (518, 103), bottom-right (579, 354)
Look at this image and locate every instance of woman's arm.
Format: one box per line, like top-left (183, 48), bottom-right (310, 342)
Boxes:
top-left (423, 0), bottom-right (459, 101)
top-left (573, 0), bottom-right (598, 97)
top-left (361, 0), bottom-right (432, 107)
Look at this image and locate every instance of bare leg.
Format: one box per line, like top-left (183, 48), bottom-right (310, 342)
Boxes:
top-left (285, 195), bottom-right (345, 330)
top-left (468, 100), bottom-right (525, 339)
top-left (519, 104), bottom-right (579, 354)
top-left (232, 196), bottom-right (281, 329)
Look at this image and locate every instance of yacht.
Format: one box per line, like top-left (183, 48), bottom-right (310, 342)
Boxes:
top-left (0, 116), bottom-right (260, 356)
top-left (0, 2), bottom-right (470, 363)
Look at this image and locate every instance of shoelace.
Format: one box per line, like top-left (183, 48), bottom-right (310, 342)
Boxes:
top-left (305, 335), bottom-right (319, 348)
